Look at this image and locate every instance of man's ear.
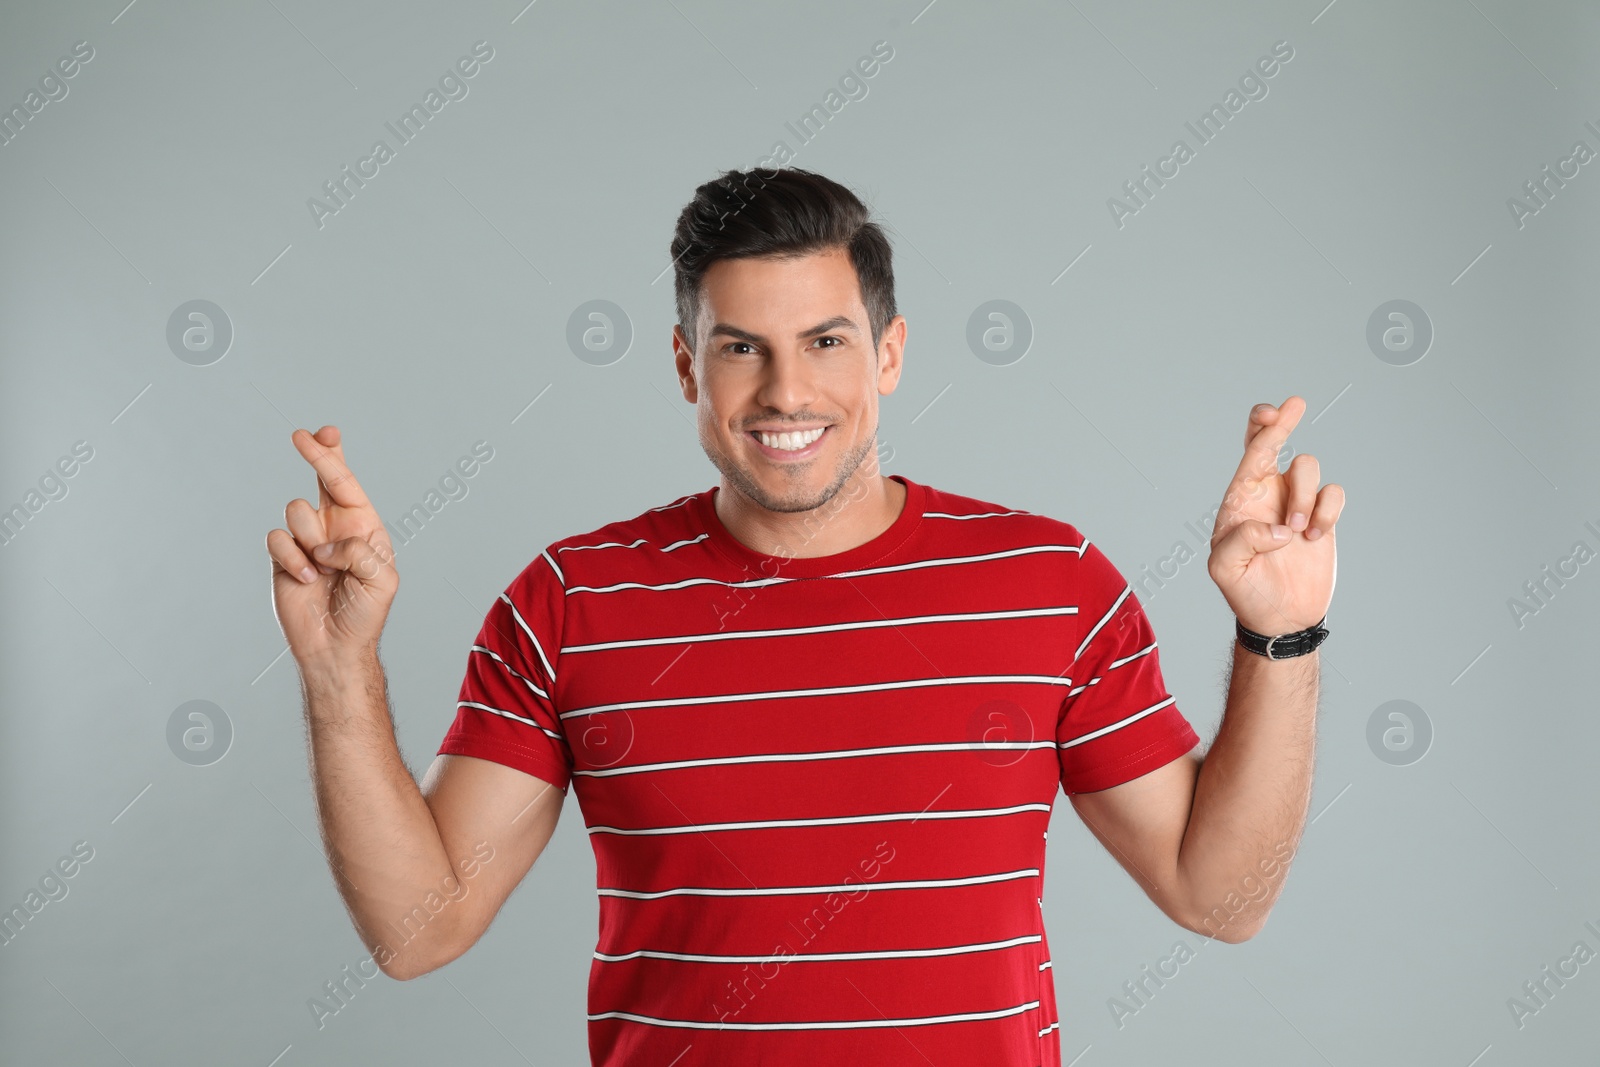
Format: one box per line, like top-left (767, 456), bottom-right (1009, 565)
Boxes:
top-left (876, 314), bottom-right (906, 396)
top-left (673, 324), bottom-right (698, 403)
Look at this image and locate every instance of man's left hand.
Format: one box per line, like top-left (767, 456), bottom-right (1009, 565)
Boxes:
top-left (1208, 395), bottom-right (1345, 636)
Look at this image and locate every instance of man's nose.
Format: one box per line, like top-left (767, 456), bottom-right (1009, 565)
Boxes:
top-left (757, 348), bottom-right (819, 410)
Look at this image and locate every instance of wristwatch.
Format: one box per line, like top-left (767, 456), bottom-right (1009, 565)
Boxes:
top-left (1236, 614), bottom-right (1328, 659)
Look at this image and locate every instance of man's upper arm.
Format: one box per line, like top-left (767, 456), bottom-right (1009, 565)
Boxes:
top-left (1058, 531), bottom-right (1203, 926)
top-left (1067, 752), bottom-right (1201, 927)
top-left (423, 548), bottom-right (575, 961)
top-left (418, 753), bottom-right (565, 960)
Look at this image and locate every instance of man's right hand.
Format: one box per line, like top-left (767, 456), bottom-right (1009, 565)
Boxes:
top-left (266, 425), bottom-right (400, 669)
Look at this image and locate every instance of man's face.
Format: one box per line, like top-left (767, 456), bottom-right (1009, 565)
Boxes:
top-left (673, 247), bottom-right (905, 514)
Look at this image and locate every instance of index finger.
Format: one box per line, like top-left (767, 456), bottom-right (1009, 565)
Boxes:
top-left (1230, 394), bottom-right (1305, 487)
top-left (292, 426), bottom-right (371, 510)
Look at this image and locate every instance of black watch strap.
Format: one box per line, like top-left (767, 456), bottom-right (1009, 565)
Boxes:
top-left (1236, 615), bottom-right (1328, 659)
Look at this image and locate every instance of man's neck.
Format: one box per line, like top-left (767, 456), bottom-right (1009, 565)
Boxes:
top-left (715, 472), bottom-right (907, 559)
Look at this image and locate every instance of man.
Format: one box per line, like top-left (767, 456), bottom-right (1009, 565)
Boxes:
top-left (267, 167), bottom-right (1344, 1066)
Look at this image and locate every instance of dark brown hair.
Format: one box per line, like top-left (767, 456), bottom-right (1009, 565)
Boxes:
top-left (670, 167), bottom-right (897, 355)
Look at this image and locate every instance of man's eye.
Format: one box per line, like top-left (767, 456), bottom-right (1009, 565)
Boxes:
top-left (727, 343), bottom-right (756, 355)
top-left (816, 336), bottom-right (842, 348)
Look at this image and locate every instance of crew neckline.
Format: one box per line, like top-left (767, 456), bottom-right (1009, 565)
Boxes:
top-left (694, 474), bottom-right (924, 579)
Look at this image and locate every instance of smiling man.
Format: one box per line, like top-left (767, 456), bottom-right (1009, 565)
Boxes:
top-left (268, 167), bottom-right (1345, 1067)
top-left (682, 242), bottom-right (905, 556)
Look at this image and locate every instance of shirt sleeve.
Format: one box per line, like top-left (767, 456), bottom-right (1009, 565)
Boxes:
top-left (436, 547), bottom-right (573, 792)
top-left (1057, 531), bottom-right (1200, 794)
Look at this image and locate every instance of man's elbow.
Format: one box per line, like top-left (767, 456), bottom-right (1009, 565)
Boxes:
top-left (373, 921), bottom-right (472, 981)
top-left (378, 955), bottom-right (433, 982)
top-left (1179, 902), bottom-right (1271, 944)
top-left (379, 947), bottom-right (462, 981)
top-left (1193, 921), bottom-right (1264, 945)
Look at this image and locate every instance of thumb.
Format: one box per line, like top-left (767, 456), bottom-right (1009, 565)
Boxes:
top-left (1209, 519), bottom-right (1292, 576)
top-left (312, 535), bottom-right (397, 587)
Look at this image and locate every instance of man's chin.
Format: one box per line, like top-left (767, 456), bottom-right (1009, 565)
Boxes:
top-left (727, 463), bottom-right (839, 515)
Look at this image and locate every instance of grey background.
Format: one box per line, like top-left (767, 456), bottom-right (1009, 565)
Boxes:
top-left (2, 0), bottom-right (1596, 1063)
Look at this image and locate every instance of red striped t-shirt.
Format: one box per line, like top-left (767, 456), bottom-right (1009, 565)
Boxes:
top-left (437, 473), bottom-right (1201, 1066)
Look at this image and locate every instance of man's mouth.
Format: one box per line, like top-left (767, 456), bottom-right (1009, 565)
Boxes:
top-left (748, 425), bottom-right (829, 457)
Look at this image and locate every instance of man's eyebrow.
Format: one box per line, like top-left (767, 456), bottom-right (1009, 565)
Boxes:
top-left (709, 316), bottom-right (860, 343)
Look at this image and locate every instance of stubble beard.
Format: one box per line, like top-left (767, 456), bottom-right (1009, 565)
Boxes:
top-left (705, 419), bottom-right (879, 516)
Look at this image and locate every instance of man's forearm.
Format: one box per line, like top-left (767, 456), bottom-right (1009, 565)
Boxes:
top-left (301, 652), bottom-right (461, 976)
top-left (1175, 639), bottom-right (1319, 941)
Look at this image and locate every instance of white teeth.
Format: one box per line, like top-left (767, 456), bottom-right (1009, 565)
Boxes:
top-left (755, 427), bottom-right (825, 451)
